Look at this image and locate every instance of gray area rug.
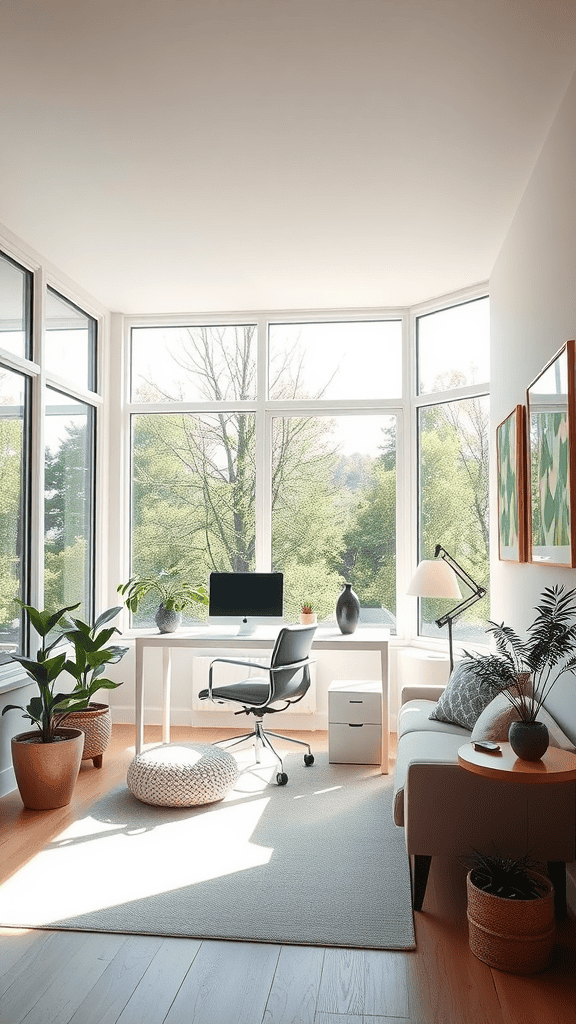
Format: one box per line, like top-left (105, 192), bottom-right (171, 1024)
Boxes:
top-left (0, 750), bottom-right (415, 950)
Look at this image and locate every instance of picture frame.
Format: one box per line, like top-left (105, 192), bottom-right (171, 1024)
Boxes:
top-left (496, 405), bottom-right (527, 562)
top-left (526, 339), bottom-right (576, 567)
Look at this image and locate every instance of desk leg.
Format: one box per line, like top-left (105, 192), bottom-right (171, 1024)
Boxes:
top-left (162, 646), bottom-right (172, 745)
top-left (380, 645), bottom-right (389, 774)
top-left (135, 639), bottom-right (144, 756)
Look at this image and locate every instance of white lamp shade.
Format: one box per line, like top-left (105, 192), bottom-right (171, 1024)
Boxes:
top-left (407, 559), bottom-right (462, 599)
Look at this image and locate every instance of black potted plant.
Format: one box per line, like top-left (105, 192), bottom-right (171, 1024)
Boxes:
top-left (1, 602), bottom-right (92, 809)
top-left (117, 566), bottom-right (208, 633)
top-left (466, 584), bottom-right (576, 759)
top-left (466, 850), bottom-right (555, 974)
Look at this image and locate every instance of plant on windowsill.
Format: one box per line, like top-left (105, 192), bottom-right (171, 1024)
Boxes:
top-left (1, 602), bottom-right (94, 809)
top-left (465, 850), bottom-right (555, 974)
top-left (299, 602), bottom-right (317, 626)
top-left (117, 567), bottom-right (209, 633)
top-left (464, 584), bottom-right (576, 760)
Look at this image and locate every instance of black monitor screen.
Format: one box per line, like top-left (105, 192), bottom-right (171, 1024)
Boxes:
top-left (209, 572), bottom-right (284, 618)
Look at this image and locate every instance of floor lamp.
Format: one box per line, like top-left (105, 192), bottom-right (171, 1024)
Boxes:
top-left (407, 545), bottom-right (487, 673)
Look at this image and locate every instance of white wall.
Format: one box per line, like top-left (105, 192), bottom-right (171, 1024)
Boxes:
top-left (489, 68), bottom-right (576, 902)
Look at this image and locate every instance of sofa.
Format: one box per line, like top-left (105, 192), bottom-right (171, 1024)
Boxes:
top-left (393, 679), bottom-right (576, 914)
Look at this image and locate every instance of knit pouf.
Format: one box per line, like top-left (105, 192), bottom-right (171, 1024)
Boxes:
top-left (127, 743), bottom-right (238, 807)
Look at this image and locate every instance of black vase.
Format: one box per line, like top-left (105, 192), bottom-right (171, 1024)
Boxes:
top-left (336, 583), bottom-right (360, 635)
top-left (508, 720), bottom-right (549, 761)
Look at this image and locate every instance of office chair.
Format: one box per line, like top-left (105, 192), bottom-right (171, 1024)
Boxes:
top-left (198, 624), bottom-right (316, 785)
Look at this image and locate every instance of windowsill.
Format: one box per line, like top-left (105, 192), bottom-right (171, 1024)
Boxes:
top-left (0, 661), bottom-right (30, 694)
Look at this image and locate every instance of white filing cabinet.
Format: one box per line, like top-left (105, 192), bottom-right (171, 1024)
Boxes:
top-left (328, 680), bottom-right (382, 764)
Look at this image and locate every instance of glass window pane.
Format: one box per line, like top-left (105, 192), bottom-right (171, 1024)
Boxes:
top-left (417, 297), bottom-right (489, 394)
top-left (45, 289), bottom-right (96, 391)
top-left (268, 321), bottom-right (402, 400)
top-left (418, 396), bottom-right (489, 643)
top-left (272, 414), bottom-right (396, 628)
top-left (44, 389), bottom-right (94, 619)
top-left (0, 251), bottom-right (31, 360)
top-left (0, 367), bottom-right (28, 660)
top-left (131, 412), bottom-right (256, 627)
top-left (131, 325), bottom-right (257, 403)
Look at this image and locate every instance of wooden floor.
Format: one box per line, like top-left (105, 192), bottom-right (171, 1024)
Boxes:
top-left (1, 725), bottom-right (575, 1024)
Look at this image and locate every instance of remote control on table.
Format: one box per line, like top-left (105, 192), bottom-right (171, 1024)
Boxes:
top-left (473, 740), bottom-right (501, 753)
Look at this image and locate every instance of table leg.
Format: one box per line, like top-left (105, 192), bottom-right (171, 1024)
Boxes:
top-left (162, 646), bottom-right (172, 745)
top-left (380, 644), bottom-right (389, 774)
top-left (135, 638), bottom-right (144, 755)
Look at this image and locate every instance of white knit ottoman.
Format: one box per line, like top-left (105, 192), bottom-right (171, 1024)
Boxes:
top-left (127, 743), bottom-right (238, 807)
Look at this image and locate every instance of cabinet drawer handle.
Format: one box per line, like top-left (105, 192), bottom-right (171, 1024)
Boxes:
top-left (349, 723), bottom-right (363, 728)
top-left (349, 700), bottom-right (363, 704)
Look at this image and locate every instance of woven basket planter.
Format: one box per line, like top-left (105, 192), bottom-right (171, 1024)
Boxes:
top-left (467, 869), bottom-right (555, 974)
top-left (65, 703), bottom-right (112, 768)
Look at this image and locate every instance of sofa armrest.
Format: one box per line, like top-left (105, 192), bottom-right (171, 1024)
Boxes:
top-left (400, 683), bottom-right (445, 706)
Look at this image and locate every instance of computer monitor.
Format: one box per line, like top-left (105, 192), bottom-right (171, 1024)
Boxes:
top-left (208, 572), bottom-right (284, 633)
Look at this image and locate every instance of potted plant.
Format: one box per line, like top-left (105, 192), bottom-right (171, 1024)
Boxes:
top-left (466, 585), bottom-right (576, 759)
top-left (58, 605), bottom-right (127, 768)
top-left (117, 566), bottom-right (208, 633)
top-left (299, 602), bottom-right (317, 626)
top-left (466, 850), bottom-right (555, 974)
top-left (1, 602), bottom-right (92, 809)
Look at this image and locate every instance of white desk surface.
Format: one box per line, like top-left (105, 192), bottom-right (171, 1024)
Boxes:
top-left (133, 625), bottom-right (390, 771)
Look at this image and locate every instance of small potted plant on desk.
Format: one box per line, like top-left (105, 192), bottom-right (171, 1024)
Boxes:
top-left (466, 850), bottom-right (555, 974)
top-left (58, 605), bottom-right (128, 768)
top-left (299, 602), bottom-right (317, 626)
top-left (117, 566), bottom-right (208, 633)
top-left (2, 602), bottom-right (96, 809)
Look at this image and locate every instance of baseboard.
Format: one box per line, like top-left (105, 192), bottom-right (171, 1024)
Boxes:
top-left (110, 704), bottom-right (328, 732)
top-left (0, 763), bottom-right (16, 799)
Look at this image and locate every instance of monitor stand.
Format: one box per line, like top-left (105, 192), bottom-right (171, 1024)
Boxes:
top-left (236, 618), bottom-right (256, 636)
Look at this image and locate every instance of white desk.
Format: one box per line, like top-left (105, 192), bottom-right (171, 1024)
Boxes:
top-left (134, 625), bottom-right (390, 772)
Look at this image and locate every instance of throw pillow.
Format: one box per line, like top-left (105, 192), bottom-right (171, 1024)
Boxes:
top-left (428, 660), bottom-right (503, 731)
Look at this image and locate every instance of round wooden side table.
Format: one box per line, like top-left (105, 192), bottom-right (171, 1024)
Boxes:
top-left (458, 740), bottom-right (576, 917)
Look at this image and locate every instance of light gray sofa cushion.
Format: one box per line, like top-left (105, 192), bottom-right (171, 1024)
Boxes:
top-left (428, 659), bottom-right (502, 730)
top-left (398, 698), bottom-right (471, 740)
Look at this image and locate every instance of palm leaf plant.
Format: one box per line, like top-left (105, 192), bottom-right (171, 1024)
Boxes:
top-left (117, 567), bottom-right (208, 614)
top-left (2, 602), bottom-right (91, 742)
top-left (468, 850), bottom-right (548, 900)
top-left (466, 584), bottom-right (576, 722)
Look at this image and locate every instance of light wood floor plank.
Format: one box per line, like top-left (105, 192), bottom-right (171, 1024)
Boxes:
top-left (315, 1013), bottom-right (363, 1024)
top-left (362, 949), bottom-right (409, 1018)
top-left (317, 948), bottom-right (366, 1015)
top-left (363, 1017), bottom-right (410, 1023)
top-left (0, 927), bottom-right (51, 984)
top-left (491, 917), bottom-right (576, 1024)
top-left (262, 944), bottom-right (325, 1024)
top-left (115, 936), bottom-right (202, 1024)
top-left (66, 934), bottom-right (164, 1024)
top-left (163, 939), bottom-right (280, 1024)
top-left (14, 932), bottom-right (126, 1024)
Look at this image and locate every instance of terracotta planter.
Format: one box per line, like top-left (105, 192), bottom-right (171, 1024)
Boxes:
top-left (11, 728), bottom-right (84, 810)
top-left (467, 869), bottom-right (555, 974)
top-left (64, 702), bottom-right (112, 768)
top-left (299, 612), bottom-right (317, 625)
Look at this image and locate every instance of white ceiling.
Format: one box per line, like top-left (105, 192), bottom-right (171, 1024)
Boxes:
top-left (1, 0), bottom-right (575, 315)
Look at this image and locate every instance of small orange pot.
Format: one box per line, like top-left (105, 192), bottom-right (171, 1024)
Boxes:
top-left (11, 728), bottom-right (84, 810)
top-left (299, 612), bottom-right (317, 625)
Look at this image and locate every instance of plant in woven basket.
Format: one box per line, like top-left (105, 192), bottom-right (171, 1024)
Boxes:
top-left (465, 584), bottom-right (576, 723)
top-left (467, 850), bottom-right (548, 900)
top-left (59, 605), bottom-right (128, 706)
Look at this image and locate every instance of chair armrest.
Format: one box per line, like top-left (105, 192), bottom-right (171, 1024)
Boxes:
top-left (271, 657), bottom-right (315, 673)
top-left (400, 683), bottom-right (445, 706)
top-left (208, 657), bottom-right (272, 700)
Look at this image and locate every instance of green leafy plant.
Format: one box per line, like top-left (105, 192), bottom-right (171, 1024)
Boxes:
top-left (465, 584), bottom-right (576, 722)
top-left (467, 850), bottom-right (548, 900)
top-left (117, 567), bottom-right (208, 614)
top-left (1, 602), bottom-right (92, 743)
top-left (59, 605), bottom-right (128, 705)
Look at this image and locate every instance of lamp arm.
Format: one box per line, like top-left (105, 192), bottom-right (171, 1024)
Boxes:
top-left (433, 544), bottom-right (486, 630)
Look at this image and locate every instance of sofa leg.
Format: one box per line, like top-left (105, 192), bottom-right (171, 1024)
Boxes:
top-left (547, 861), bottom-right (567, 919)
top-left (412, 855), bottom-right (432, 911)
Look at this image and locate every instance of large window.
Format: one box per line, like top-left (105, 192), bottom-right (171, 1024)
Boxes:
top-left (0, 367), bottom-right (30, 660)
top-left (129, 319), bottom-right (402, 629)
top-left (416, 296), bottom-right (490, 643)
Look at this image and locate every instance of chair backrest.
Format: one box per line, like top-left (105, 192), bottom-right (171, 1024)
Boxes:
top-left (268, 625), bottom-right (316, 704)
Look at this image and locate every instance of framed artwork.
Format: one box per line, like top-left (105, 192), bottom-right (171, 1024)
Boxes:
top-left (526, 339), bottom-right (576, 567)
top-left (496, 405), bottom-right (527, 562)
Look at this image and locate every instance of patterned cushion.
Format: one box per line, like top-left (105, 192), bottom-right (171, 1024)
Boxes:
top-left (428, 660), bottom-right (502, 731)
top-left (127, 742), bottom-right (238, 807)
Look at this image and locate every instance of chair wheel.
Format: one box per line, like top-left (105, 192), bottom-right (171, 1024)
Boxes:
top-left (276, 772), bottom-right (288, 786)
top-left (304, 754), bottom-right (314, 766)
